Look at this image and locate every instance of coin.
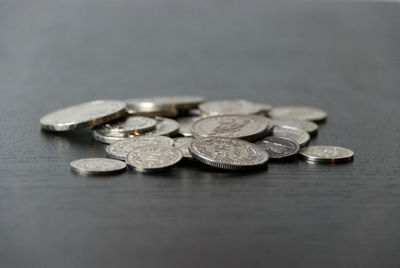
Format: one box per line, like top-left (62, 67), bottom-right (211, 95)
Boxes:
top-left (177, 116), bottom-right (202, 136)
top-left (272, 125), bottom-right (310, 147)
top-left (126, 104), bottom-right (178, 118)
top-left (270, 118), bottom-right (318, 136)
top-left (125, 145), bottom-right (183, 172)
top-left (92, 127), bottom-right (125, 144)
top-left (191, 115), bottom-right (272, 141)
top-left (70, 158), bottom-right (126, 175)
top-left (126, 96), bottom-right (205, 111)
top-left (254, 102), bottom-right (272, 114)
top-left (299, 146), bottom-right (354, 163)
top-left (97, 116), bottom-right (156, 136)
top-left (199, 99), bottom-right (261, 115)
top-left (40, 100), bottom-right (126, 131)
top-left (255, 137), bottom-right (300, 160)
top-left (173, 137), bottom-right (194, 159)
top-left (189, 137), bottom-right (269, 170)
top-left (270, 106), bottom-right (327, 123)
top-left (142, 117), bottom-right (180, 137)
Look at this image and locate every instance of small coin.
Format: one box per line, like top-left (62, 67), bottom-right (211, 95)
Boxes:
top-left (92, 127), bottom-right (125, 144)
top-left (106, 136), bottom-right (174, 160)
top-left (270, 106), bottom-right (327, 123)
top-left (125, 145), bottom-right (183, 172)
top-left (40, 100), bottom-right (126, 131)
top-left (191, 115), bottom-right (272, 141)
top-left (97, 116), bottom-right (156, 136)
top-left (173, 137), bottom-right (194, 159)
top-left (177, 116), bottom-right (202, 136)
top-left (189, 137), bottom-right (269, 170)
top-left (70, 158), bottom-right (126, 175)
top-left (199, 99), bottom-right (261, 115)
top-left (255, 137), bottom-right (300, 160)
top-left (126, 96), bottom-right (205, 111)
top-left (142, 117), bottom-right (180, 137)
top-left (272, 125), bottom-right (310, 147)
top-left (299, 146), bottom-right (354, 163)
top-left (270, 118), bottom-right (318, 136)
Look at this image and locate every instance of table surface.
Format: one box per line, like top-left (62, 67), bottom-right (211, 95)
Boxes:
top-left (1, 1), bottom-right (400, 267)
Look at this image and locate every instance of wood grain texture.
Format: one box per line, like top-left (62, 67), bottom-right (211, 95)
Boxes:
top-left (1, 1), bottom-right (400, 267)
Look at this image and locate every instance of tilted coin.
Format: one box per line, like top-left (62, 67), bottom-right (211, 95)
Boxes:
top-left (97, 116), bottom-right (156, 135)
top-left (142, 117), bottom-right (180, 137)
top-left (125, 145), bottom-right (183, 172)
top-left (70, 158), bottom-right (126, 175)
top-left (270, 118), bottom-right (318, 136)
top-left (92, 127), bottom-right (125, 144)
top-left (173, 137), bottom-right (194, 159)
top-left (272, 125), bottom-right (310, 147)
top-left (199, 99), bottom-right (261, 115)
top-left (270, 106), bottom-right (327, 123)
top-left (189, 137), bottom-right (269, 170)
top-left (191, 115), bottom-right (272, 141)
top-left (126, 96), bottom-right (205, 111)
top-left (126, 104), bottom-right (178, 118)
top-left (177, 116), bottom-right (202, 137)
top-left (255, 137), bottom-right (300, 160)
top-left (106, 136), bottom-right (174, 160)
top-left (299, 146), bottom-right (354, 163)
top-left (40, 100), bottom-right (126, 131)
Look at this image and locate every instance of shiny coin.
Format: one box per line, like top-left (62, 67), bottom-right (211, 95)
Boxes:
top-left (191, 115), bottom-right (272, 141)
top-left (97, 116), bottom-right (156, 135)
top-left (199, 99), bottom-right (261, 115)
top-left (126, 145), bottom-right (183, 172)
top-left (70, 158), bottom-right (126, 175)
top-left (126, 96), bottom-right (205, 111)
top-left (299, 146), bottom-right (354, 163)
top-left (189, 137), bottom-right (269, 170)
top-left (142, 117), bottom-right (180, 137)
top-left (270, 106), bottom-right (327, 123)
top-left (126, 104), bottom-right (178, 118)
top-left (255, 137), bottom-right (300, 160)
top-left (177, 116), bottom-right (202, 137)
top-left (106, 136), bottom-right (174, 160)
top-left (173, 137), bottom-right (194, 159)
top-left (270, 118), bottom-right (318, 136)
top-left (40, 100), bottom-right (126, 131)
top-left (92, 127), bottom-right (125, 144)
top-left (272, 125), bottom-right (310, 147)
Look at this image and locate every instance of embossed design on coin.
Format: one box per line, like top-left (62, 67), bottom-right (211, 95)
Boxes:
top-left (173, 137), bottom-right (194, 159)
top-left (189, 137), bottom-right (269, 170)
top-left (199, 99), bottom-right (261, 115)
top-left (299, 146), bottom-right (354, 163)
top-left (271, 118), bottom-right (318, 136)
top-left (106, 136), bottom-right (174, 160)
top-left (142, 117), bottom-right (180, 137)
top-left (70, 158), bottom-right (126, 175)
top-left (177, 116), bottom-right (202, 136)
top-left (270, 106), bottom-right (327, 123)
top-left (40, 100), bottom-right (126, 131)
top-left (98, 116), bottom-right (156, 136)
top-left (255, 137), bottom-right (300, 160)
top-left (125, 145), bottom-right (183, 172)
top-left (272, 125), bottom-right (310, 147)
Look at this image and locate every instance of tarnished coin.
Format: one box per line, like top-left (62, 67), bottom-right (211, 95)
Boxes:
top-left (142, 117), bottom-right (180, 137)
top-left (173, 137), bottom-right (194, 159)
top-left (270, 106), bottom-right (327, 123)
top-left (272, 125), bottom-right (310, 147)
top-left (70, 158), bottom-right (126, 175)
top-left (199, 99), bottom-right (261, 115)
top-left (125, 145), bottom-right (183, 172)
top-left (106, 136), bottom-right (174, 160)
top-left (191, 115), bottom-right (272, 141)
top-left (271, 118), bottom-right (318, 136)
top-left (40, 100), bottom-right (126, 131)
top-left (97, 116), bottom-right (156, 136)
top-left (255, 137), bottom-right (300, 160)
top-left (189, 137), bottom-right (269, 170)
top-left (177, 116), bottom-right (202, 137)
top-left (126, 96), bottom-right (205, 111)
top-left (299, 146), bottom-right (354, 163)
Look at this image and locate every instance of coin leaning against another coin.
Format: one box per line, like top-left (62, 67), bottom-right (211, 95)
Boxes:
top-left (255, 136), bottom-right (300, 160)
top-left (70, 158), bottom-right (126, 175)
top-left (299, 145), bottom-right (354, 163)
top-left (173, 137), bottom-right (194, 159)
top-left (272, 125), bottom-right (310, 147)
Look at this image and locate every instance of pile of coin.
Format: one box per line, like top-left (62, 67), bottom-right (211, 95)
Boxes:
top-left (40, 96), bottom-right (354, 175)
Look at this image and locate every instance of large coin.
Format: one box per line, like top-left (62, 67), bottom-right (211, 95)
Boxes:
top-left (97, 116), bottom-right (156, 136)
top-left (270, 118), bottom-right (318, 136)
top-left (106, 136), bottom-right (174, 160)
top-left (142, 117), bottom-right (180, 137)
top-left (70, 158), bottom-right (126, 175)
top-left (125, 145), bottom-right (183, 172)
top-left (126, 96), bottom-right (205, 111)
top-left (272, 125), bottom-right (310, 147)
top-left (270, 106), bottom-right (327, 123)
top-left (255, 137), bottom-right (300, 160)
top-left (177, 116), bottom-right (202, 137)
top-left (191, 115), bottom-right (272, 141)
top-left (199, 99), bottom-right (261, 115)
top-left (189, 137), bottom-right (269, 170)
top-left (40, 100), bottom-right (126, 131)
top-left (299, 145), bottom-right (354, 163)
top-left (173, 137), bottom-right (194, 159)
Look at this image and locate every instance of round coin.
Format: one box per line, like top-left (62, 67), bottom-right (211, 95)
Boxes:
top-left (271, 118), bottom-right (318, 136)
top-left (173, 137), bottom-right (194, 159)
top-left (177, 116), bottom-right (202, 137)
top-left (199, 99), bottom-right (261, 115)
top-left (270, 106), bottom-right (327, 123)
top-left (70, 158), bottom-right (126, 175)
top-left (126, 96), bottom-right (205, 111)
top-left (106, 136), bottom-right (174, 160)
top-left (255, 137), bottom-right (300, 160)
top-left (299, 146), bottom-right (354, 163)
top-left (98, 116), bottom-right (156, 135)
top-left (189, 137), bottom-right (269, 170)
top-left (126, 145), bottom-right (183, 172)
top-left (40, 100), bottom-right (126, 131)
top-left (126, 104), bottom-right (178, 118)
top-left (92, 127), bottom-right (125, 144)
top-left (142, 117), bottom-right (180, 137)
top-left (272, 125), bottom-right (310, 147)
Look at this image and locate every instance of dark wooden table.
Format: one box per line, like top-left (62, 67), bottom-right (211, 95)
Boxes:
top-left (1, 1), bottom-right (399, 267)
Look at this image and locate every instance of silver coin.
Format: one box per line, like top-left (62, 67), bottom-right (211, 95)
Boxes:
top-left (126, 145), bottom-right (183, 172)
top-left (191, 115), bottom-right (272, 141)
top-left (272, 125), bottom-right (310, 147)
top-left (177, 116), bottom-right (202, 137)
top-left (255, 137), bottom-right (300, 160)
top-left (142, 117), bottom-right (180, 137)
top-left (97, 116), bottom-right (156, 136)
top-left (70, 158), bottom-right (126, 175)
top-left (270, 118), bottom-right (318, 136)
top-left (173, 137), bottom-right (194, 159)
top-left (126, 96), bottom-right (205, 111)
top-left (189, 137), bottom-right (269, 170)
top-left (92, 128), bottom-right (125, 144)
top-left (270, 106), bottom-right (327, 123)
top-left (106, 136), bottom-right (174, 160)
top-left (299, 145), bottom-right (354, 163)
top-left (126, 104), bottom-right (178, 118)
top-left (199, 99), bottom-right (261, 115)
top-left (40, 100), bottom-right (126, 131)
top-left (254, 102), bottom-right (272, 114)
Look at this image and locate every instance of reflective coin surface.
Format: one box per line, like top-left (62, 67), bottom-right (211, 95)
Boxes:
top-left (177, 116), bottom-right (202, 136)
top-left (126, 96), bottom-right (205, 111)
top-left (173, 137), bottom-right (194, 159)
top-left (125, 145), bottom-right (183, 172)
top-left (271, 118), bottom-right (318, 136)
top-left (189, 137), bottom-right (269, 170)
top-left (255, 136), bottom-right (300, 160)
top-left (142, 117), bottom-right (180, 137)
top-left (70, 158), bottom-right (126, 175)
top-left (106, 136), bottom-right (174, 160)
top-left (92, 128), bottom-right (125, 144)
top-left (98, 116), bottom-right (156, 135)
top-left (272, 125), bottom-right (310, 147)
top-left (299, 146), bottom-right (354, 163)
top-left (270, 106), bottom-right (327, 122)
top-left (191, 115), bottom-right (271, 141)
top-left (199, 99), bottom-right (261, 115)
top-left (40, 100), bottom-right (126, 131)
top-left (126, 104), bottom-right (178, 118)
